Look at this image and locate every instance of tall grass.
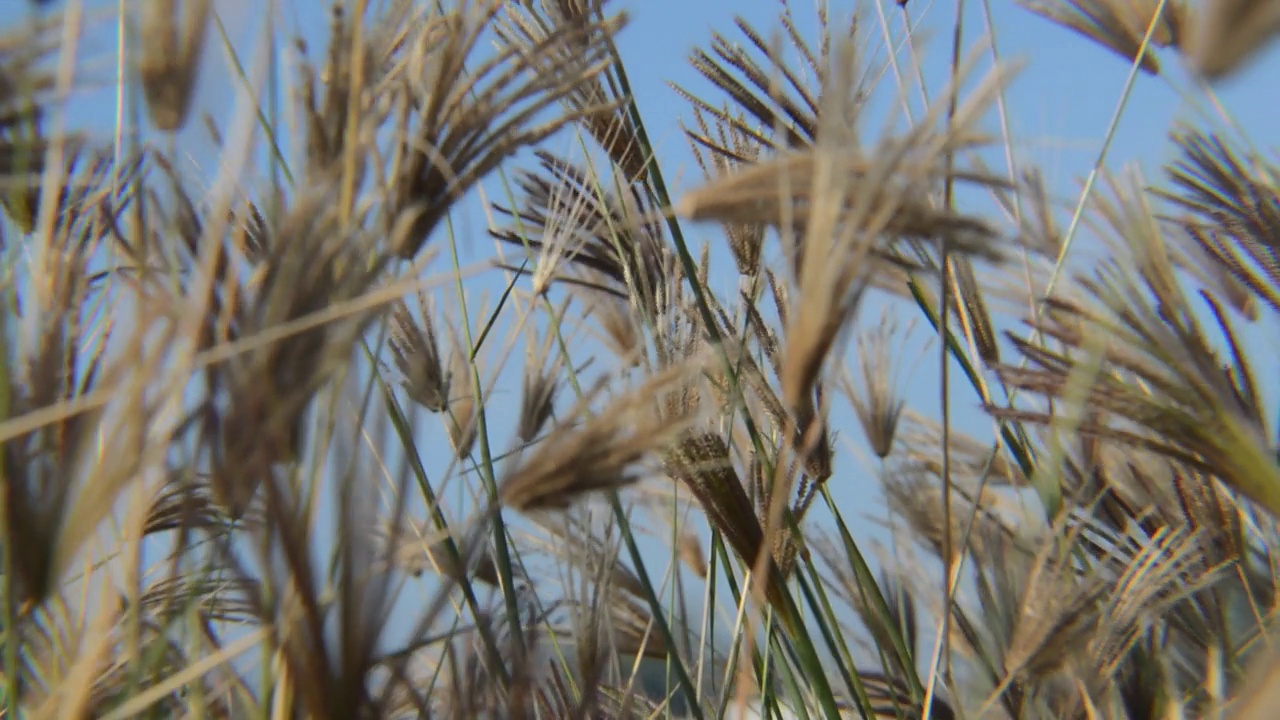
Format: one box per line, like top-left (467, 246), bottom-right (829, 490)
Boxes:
top-left (2, 0), bottom-right (1279, 717)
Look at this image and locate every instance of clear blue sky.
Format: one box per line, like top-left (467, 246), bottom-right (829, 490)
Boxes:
top-left (6, 0), bottom-right (1279, 676)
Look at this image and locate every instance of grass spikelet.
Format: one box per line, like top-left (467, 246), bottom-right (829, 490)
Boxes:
top-left (136, 0), bottom-right (212, 131)
top-left (1159, 127), bottom-right (1280, 315)
top-left (199, 177), bottom-right (399, 515)
top-left (375, 520), bottom-right (501, 587)
top-left (993, 170), bottom-right (1280, 517)
top-left (497, 0), bottom-right (648, 184)
top-left (384, 0), bottom-right (627, 260)
top-left (1187, 0), bottom-right (1280, 79)
top-left (952, 257), bottom-right (1003, 365)
top-left (443, 322), bottom-right (478, 458)
top-left (683, 107), bottom-right (767, 276)
top-left (498, 363), bottom-right (700, 513)
top-left (673, 6), bottom-right (846, 153)
top-left (492, 150), bottom-right (670, 316)
top-left (7, 0), bottom-right (1280, 717)
top-left (677, 531), bottom-right (707, 579)
top-left (664, 432), bottom-right (765, 568)
top-left (517, 322), bottom-right (562, 444)
top-left (388, 291), bottom-right (450, 413)
top-left (999, 529), bottom-right (1108, 688)
top-left (1016, 0), bottom-right (1184, 75)
top-left (843, 313), bottom-right (913, 459)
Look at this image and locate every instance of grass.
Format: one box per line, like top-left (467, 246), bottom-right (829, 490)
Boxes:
top-left (2, 0), bottom-right (1280, 717)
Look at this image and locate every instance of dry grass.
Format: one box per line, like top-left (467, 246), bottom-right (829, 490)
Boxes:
top-left (2, 0), bottom-right (1279, 717)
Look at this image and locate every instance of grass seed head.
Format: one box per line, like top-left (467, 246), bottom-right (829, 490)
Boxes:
top-left (137, 0), bottom-right (212, 131)
top-left (499, 364), bottom-right (701, 513)
top-left (389, 293), bottom-right (450, 413)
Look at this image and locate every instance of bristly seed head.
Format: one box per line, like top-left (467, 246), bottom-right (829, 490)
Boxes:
top-left (388, 292), bottom-right (450, 413)
top-left (844, 314), bottom-right (912, 459)
top-left (518, 325), bottom-right (563, 444)
top-left (443, 323), bottom-right (479, 459)
top-left (499, 363), bottom-right (701, 513)
top-left (137, 0), bottom-right (213, 132)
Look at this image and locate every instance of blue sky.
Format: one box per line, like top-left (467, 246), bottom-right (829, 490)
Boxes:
top-left (6, 0), bottom-right (1280, 687)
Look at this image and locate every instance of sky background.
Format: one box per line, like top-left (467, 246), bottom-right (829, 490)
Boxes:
top-left (4, 0), bottom-right (1280, 695)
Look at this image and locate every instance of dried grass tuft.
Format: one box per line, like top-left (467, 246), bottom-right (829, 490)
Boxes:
top-left (137, 0), bottom-right (212, 131)
top-left (1187, 0), bottom-right (1280, 79)
top-left (499, 363), bottom-right (702, 513)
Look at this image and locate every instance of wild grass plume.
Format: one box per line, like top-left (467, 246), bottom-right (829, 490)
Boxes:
top-left (2, 0), bottom-right (1279, 717)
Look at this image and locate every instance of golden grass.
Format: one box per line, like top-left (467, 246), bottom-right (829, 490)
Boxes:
top-left (1, 0), bottom-right (1279, 717)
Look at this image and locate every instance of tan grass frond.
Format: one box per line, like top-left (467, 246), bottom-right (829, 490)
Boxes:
top-left (198, 175), bottom-right (400, 516)
top-left (295, 1), bottom-right (416, 178)
top-left (1016, 0), bottom-right (1185, 75)
top-left (678, 531), bottom-right (708, 579)
top-left (498, 363), bottom-right (701, 513)
top-left (1187, 0), bottom-right (1280, 79)
top-left (1085, 526), bottom-right (1226, 686)
top-left (895, 412), bottom-right (1029, 488)
top-left (1090, 451), bottom-right (1178, 530)
top-left (492, 150), bottom-right (671, 317)
top-left (492, 153), bottom-right (606, 300)
top-left (138, 576), bottom-right (260, 625)
top-left (0, 15), bottom-right (58, 131)
top-left (136, 0), bottom-right (212, 131)
top-left (518, 322), bottom-right (563, 444)
top-left (443, 322), bottom-right (478, 458)
top-left (674, 6), bottom-right (856, 154)
top-left (1158, 127), bottom-right (1280, 315)
top-left (533, 514), bottom-right (648, 600)
top-left (497, 0), bottom-right (648, 183)
top-left (384, 0), bottom-right (627, 260)
top-left (238, 411), bottom-right (422, 720)
top-left (682, 51), bottom-right (1017, 431)
top-left (388, 291), bottom-right (450, 413)
top-left (143, 471), bottom-right (266, 537)
top-left (993, 172), bottom-right (1280, 517)
top-left (677, 42), bottom-right (1017, 265)
top-left (603, 593), bottom-right (672, 661)
top-left (0, 146), bottom-right (147, 609)
top-left (0, 43), bottom-right (81, 236)
top-left (582, 294), bottom-right (644, 365)
top-left (882, 469), bottom-right (1018, 565)
top-left (842, 314), bottom-right (913, 458)
top-left (1001, 526), bottom-right (1109, 684)
top-left (375, 520), bottom-right (501, 587)
top-left (676, 148), bottom-right (1009, 266)
top-left (591, 685), bottom-right (668, 719)
top-left (685, 106), bottom-right (767, 276)
top-left (63, 603), bottom-right (237, 719)
top-left (854, 671), bottom-right (957, 720)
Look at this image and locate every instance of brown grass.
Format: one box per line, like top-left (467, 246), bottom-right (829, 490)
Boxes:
top-left (2, 0), bottom-right (1279, 717)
